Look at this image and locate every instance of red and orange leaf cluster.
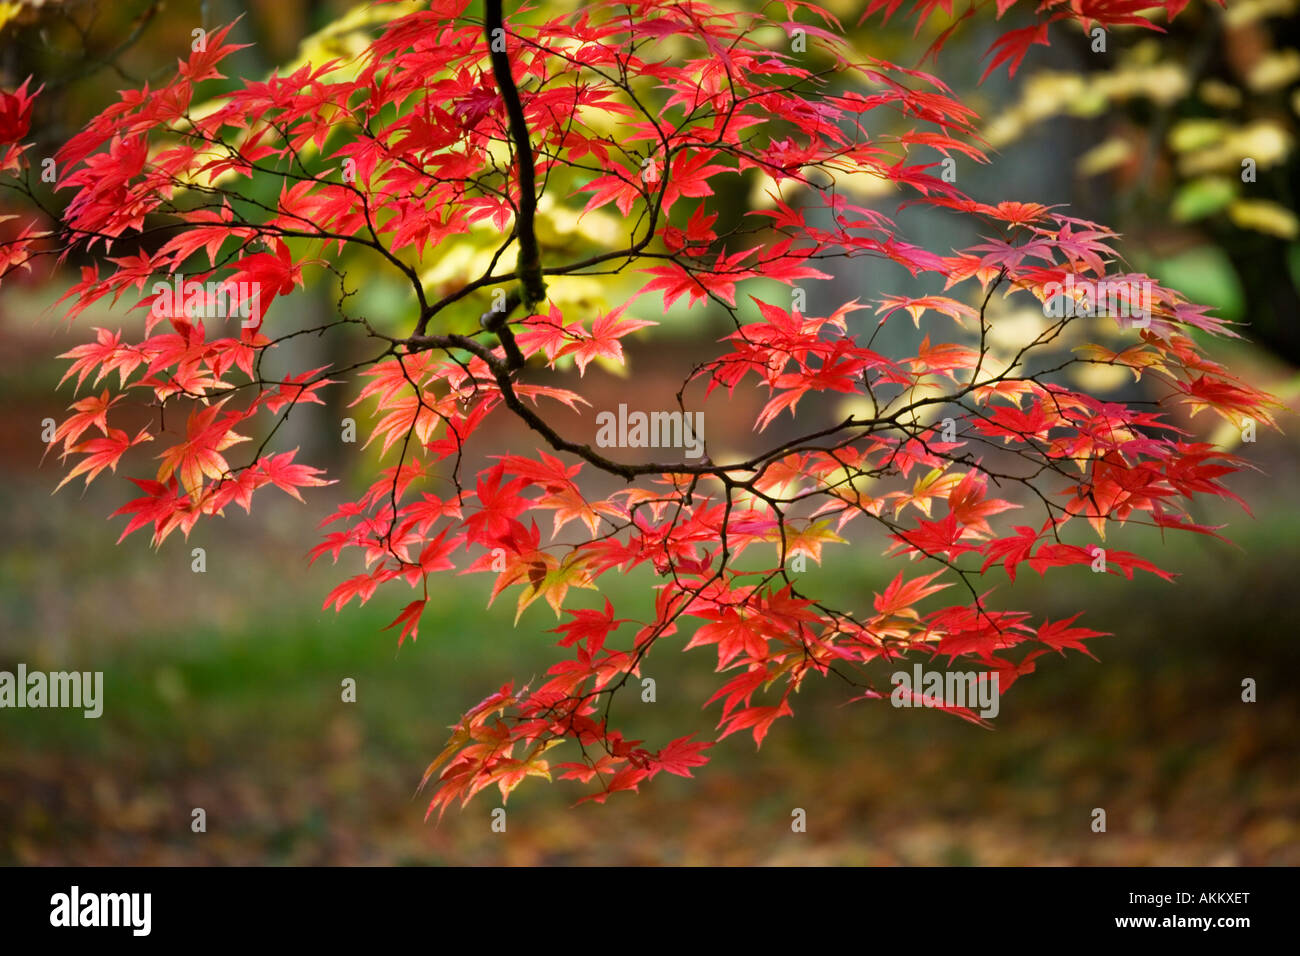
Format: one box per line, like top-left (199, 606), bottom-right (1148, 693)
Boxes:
top-left (0, 0), bottom-right (1275, 815)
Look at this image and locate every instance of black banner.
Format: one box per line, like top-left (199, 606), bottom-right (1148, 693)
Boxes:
top-left (0, 866), bottom-right (1282, 941)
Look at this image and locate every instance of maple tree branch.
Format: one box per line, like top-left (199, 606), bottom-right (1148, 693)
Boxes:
top-left (23, 0), bottom-right (1269, 812)
top-left (484, 0), bottom-right (546, 317)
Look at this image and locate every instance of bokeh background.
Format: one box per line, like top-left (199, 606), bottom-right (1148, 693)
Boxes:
top-left (1, 0), bottom-right (1298, 864)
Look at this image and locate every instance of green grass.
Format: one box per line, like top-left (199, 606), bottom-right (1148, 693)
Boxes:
top-left (1, 500), bottom-right (1289, 758)
top-left (2, 485), bottom-right (1297, 864)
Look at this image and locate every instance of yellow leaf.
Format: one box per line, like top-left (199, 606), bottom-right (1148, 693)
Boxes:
top-left (0, 2), bottom-right (21, 32)
top-left (1228, 199), bottom-right (1299, 239)
top-left (1077, 137), bottom-right (1132, 177)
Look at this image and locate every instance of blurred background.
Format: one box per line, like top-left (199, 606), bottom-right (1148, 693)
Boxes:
top-left (1, 0), bottom-right (1297, 864)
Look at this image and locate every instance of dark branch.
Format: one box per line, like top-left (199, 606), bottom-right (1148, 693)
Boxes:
top-left (484, 0), bottom-right (546, 316)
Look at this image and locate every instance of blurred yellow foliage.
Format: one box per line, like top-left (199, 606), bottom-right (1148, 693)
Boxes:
top-left (1227, 199), bottom-right (1299, 238)
top-left (1173, 119), bottom-right (1293, 176)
